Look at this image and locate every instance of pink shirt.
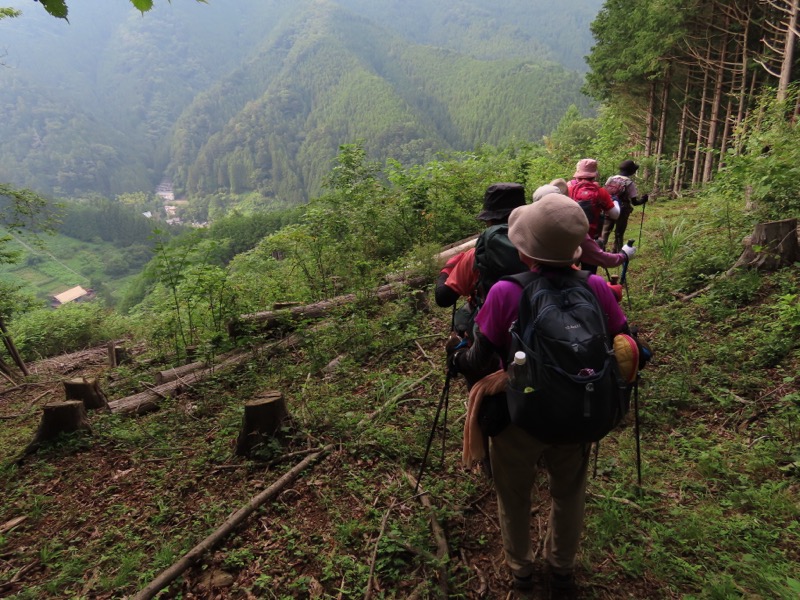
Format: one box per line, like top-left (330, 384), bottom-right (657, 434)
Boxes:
top-left (475, 270), bottom-right (627, 355)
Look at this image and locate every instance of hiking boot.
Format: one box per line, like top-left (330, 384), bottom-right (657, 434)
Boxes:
top-left (512, 573), bottom-right (534, 591)
top-left (548, 571), bottom-right (576, 599)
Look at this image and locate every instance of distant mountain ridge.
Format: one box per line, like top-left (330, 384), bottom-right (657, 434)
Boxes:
top-left (0, 0), bottom-right (600, 203)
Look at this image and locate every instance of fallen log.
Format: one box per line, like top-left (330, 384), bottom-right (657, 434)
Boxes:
top-left (155, 360), bottom-right (208, 386)
top-left (435, 235), bottom-right (478, 264)
top-left (108, 337), bottom-right (300, 415)
top-left (228, 275), bottom-right (428, 337)
top-left (133, 444), bottom-right (335, 600)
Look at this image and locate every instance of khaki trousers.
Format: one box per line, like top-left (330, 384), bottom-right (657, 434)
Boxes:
top-left (490, 425), bottom-right (590, 577)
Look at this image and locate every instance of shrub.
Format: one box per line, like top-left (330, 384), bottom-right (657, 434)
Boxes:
top-left (9, 301), bottom-right (132, 361)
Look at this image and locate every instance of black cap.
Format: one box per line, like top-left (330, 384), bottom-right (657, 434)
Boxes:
top-left (476, 183), bottom-right (526, 221)
top-left (619, 159), bottom-right (639, 176)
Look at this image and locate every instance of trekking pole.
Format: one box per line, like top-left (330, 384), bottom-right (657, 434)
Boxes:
top-left (637, 200), bottom-right (647, 250)
top-left (633, 374), bottom-right (642, 493)
top-left (415, 369), bottom-right (452, 494)
top-left (592, 441), bottom-right (600, 478)
top-left (620, 239), bottom-right (634, 311)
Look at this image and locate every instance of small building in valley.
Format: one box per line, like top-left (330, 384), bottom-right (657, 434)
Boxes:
top-left (52, 286), bottom-right (93, 307)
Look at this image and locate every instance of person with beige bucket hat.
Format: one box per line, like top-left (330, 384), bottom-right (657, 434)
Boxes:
top-left (447, 193), bottom-right (630, 597)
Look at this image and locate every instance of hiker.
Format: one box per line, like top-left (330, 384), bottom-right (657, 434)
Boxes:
top-left (446, 193), bottom-right (630, 597)
top-left (535, 183), bottom-right (635, 274)
top-left (567, 159), bottom-right (619, 273)
top-left (600, 159), bottom-right (649, 253)
top-left (435, 183), bottom-right (527, 361)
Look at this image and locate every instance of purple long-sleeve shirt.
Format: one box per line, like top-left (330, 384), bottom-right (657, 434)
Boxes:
top-left (475, 269), bottom-right (627, 357)
top-left (580, 235), bottom-right (627, 268)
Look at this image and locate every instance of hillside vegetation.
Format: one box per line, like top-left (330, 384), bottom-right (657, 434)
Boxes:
top-left (0, 1), bottom-right (799, 598)
top-left (0, 141), bottom-right (798, 597)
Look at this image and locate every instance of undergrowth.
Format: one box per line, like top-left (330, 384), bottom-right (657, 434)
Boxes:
top-left (0, 191), bottom-right (799, 599)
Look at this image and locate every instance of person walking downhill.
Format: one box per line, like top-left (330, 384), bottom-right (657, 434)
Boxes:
top-left (535, 183), bottom-right (636, 276)
top-left (600, 159), bottom-right (649, 253)
top-left (446, 193), bottom-right (629, 598)
top-left (435, 183), bottom-right (528, 382)
top-left (567, 159), bottom-right (619, 274)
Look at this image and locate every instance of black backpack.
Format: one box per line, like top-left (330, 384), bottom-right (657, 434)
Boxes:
top-left (504, 269), bottom-right (629, 444)
top-left (453, 224), bottom-right (528, 339)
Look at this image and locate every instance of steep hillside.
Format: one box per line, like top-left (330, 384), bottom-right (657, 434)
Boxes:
top-left (1, 0), bottom-right (593, 201)
top-left (171, 3), bottom-right (589, 203)
top-left (336, 0), bottom-right (603, 70)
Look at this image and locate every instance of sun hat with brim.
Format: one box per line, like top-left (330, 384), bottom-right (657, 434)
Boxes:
top-left (531, 184), bottom-right (561, 203)
top-left (573, 158), bottom-right (599, 179)
top-left (476, 182), bottom-right (526, 221)
top-left (549, 178), bottom-right (569, 194)
top-left (619, 159), bottom-right (639, 176)
top-left (613, 333), bottom-right (640, 383)
top-left (507, 193), bottom-right (588, 266)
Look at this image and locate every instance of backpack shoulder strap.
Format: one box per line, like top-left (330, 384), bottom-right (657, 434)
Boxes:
top-left (503, 270), bottom-right (538, 289)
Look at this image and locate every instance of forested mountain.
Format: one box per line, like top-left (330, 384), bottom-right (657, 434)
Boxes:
top-left (170, 2), bottom-right (591, 204)
top-left (0, 0), bottom-right (596, 202)
top-left (584, 0), bottom-right (800, 195)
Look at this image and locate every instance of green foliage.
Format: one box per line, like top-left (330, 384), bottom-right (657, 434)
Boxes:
top-left (545, 104), bottom-right (600, 163)
top-left (130, 233), bottom-right (237, 358)
top-left (752, 293), bottom-right (800, 368)
top-left (170, 4), bottom-right (590, 203)
top-left (8, 301), bottom-right (131, 360)
top-left (710, 88), bottom-right (800, 221)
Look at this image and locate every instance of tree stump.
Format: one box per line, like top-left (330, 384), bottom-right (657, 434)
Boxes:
top-left (235, 391), bottom-right (289, 457)
top-left (184, 345), bottom-right (199, 364)
top-left (64, 378), bottom-right (109, 410)
top-left (22, 401), bottom-right (91, 457)
top-left (107, 342), bottom-right (130, 367)
top-left (731, 218), bottom-right (799, 272)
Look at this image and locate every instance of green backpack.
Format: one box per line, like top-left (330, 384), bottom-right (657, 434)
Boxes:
top-left (453, 224), bottom-right (528, 339)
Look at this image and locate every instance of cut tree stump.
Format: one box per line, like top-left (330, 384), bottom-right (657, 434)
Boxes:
top-left (64, 377), bottom-right (109, 410)
top-left (679, 218), bottom-right (800, 302)
top-left (235, 391), bottom-right (289, 457)
top-left (22, 401), bottom-right (91, 457)
top-left (107, 342), bottom-right (130, 367)
top-left (730, 218), bottom-right (799, 271)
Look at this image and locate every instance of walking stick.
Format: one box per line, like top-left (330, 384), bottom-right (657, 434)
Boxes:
top-left (633, 375), bottom-right (642, 493)
top-left (620, 239), bottom-right (634, 311)
top-left (415, 367), bottom-right (452, 494)
top-left (637, 200), bottom-right (647, 250)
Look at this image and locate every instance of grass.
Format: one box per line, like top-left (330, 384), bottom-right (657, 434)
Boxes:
top-left (0, 190), bottom-right (799, 598)
top-left (0, 229), bottom-right (144, 304)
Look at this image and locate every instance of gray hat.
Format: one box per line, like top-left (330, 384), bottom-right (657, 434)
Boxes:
top-left (532, 184), bottom-right (561, 203)
top-left (508, 193), bottom-right (588, 266)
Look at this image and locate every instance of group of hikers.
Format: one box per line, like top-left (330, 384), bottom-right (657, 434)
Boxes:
top-left (433, 158), bottom-right (651, 598)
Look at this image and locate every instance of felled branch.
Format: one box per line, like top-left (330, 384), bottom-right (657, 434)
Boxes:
top-left (109, 337), bottom-right (299, 415)
top-left (133, 444), bottom-right (335, 600)
top-left (403, 470), bottom-right (449, 598)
